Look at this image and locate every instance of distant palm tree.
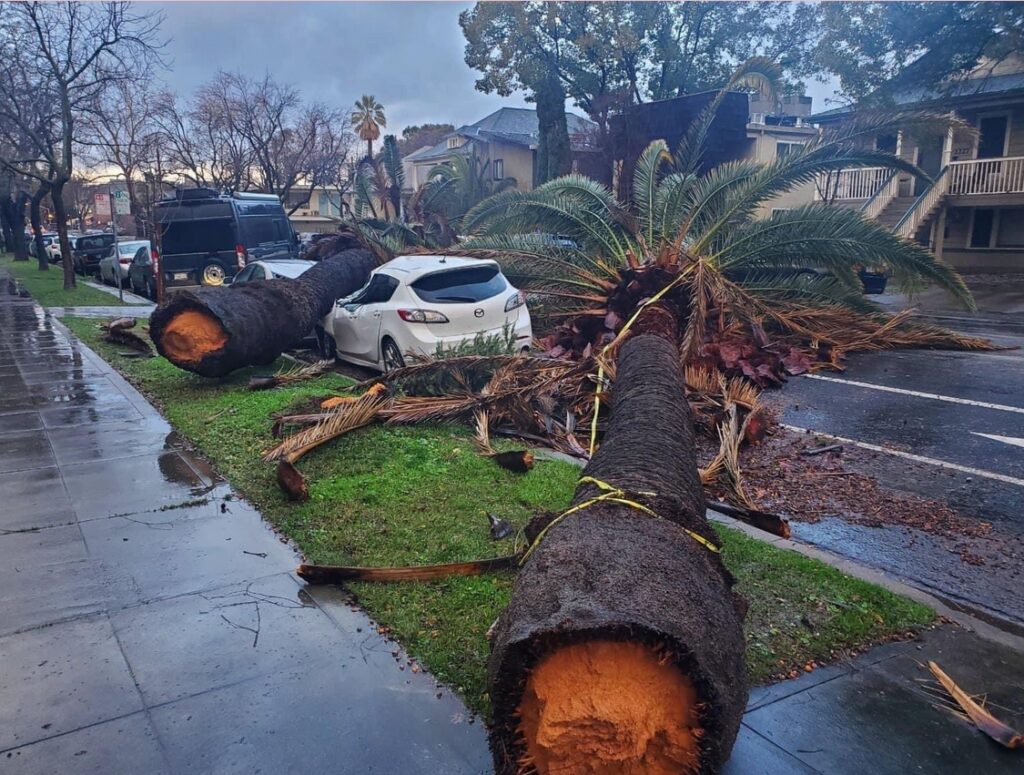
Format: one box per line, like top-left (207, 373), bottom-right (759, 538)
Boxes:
top-left (352, 95), bottom-right (386, 159)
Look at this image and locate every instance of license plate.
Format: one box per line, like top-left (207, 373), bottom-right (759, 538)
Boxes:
top-left (173, 272), bottom-right (188, 281)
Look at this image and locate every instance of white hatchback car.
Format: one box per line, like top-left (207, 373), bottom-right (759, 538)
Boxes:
top-left (318, 255), bottom-right (532, 371)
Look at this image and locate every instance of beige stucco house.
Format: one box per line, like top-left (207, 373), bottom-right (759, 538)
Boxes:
top-left (402, 107), bottom-right (599, 194)
top-left (742, 94), bottom-right (819, 217)
top-left (811, 56), bottom-right (1024, 273)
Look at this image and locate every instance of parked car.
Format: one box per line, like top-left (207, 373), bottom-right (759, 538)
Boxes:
top-left (27, 233), bottom-right (57, 259)
top-left (126, 245), bottom-right (160, 299)
top-left (73, 233), bottom-right (117, 275)
top-left (229, 258), bottom-right (317, 284)
top-left (317, 255), bottom-right (532, 372)
top-left (155, 188), bottom-right (298, 289)
top-left (45, 234), bottom-right (81, 264)
top-left (99, 240), bottom-right (151, 288)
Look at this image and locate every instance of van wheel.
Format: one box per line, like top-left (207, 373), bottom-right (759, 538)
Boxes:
top-left (201, 260), bottom-right (227, 286)
top-left (315, 326), bottom-right (336, 360)
top-left (382, 338), bottom-right (405, 373)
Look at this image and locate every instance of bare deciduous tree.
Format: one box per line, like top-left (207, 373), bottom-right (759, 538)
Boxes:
top-left (0, 1), bottom-right (163, 288)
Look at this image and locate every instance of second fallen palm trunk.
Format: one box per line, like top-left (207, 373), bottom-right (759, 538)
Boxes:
top-left (149, 249), bottom-right (375, 377)
top-left (487, 307), bottom-right (748, 775)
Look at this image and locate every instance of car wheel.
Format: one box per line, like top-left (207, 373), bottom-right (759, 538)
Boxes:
top-left (147, 280), bottom-right (157, 301)
top-left (315, 326), bottom-right (336, 360)
top-left (382, 338), bottom-right (405, 373)
top-left (201, 260), bottom-right (227, 286)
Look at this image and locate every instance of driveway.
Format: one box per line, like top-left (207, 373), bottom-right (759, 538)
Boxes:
top-left (774, 313), bottom-right (1024, 627)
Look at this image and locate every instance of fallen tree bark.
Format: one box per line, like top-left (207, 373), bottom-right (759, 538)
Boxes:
top-left (149, 249), bottom-right (375, 377)
top-left (487, 306), bottom-right (748, 775)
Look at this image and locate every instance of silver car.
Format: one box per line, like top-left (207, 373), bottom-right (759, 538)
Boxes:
top-left (98, 240), bottom-right (151, 288)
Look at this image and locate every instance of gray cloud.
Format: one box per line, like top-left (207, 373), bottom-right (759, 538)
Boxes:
top-left (153, 1), bottom-right (531, 135)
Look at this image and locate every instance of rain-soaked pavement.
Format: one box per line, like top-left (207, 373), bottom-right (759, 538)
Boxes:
top-left (2, 275), bottom-right (1023, 774)
top-left (775, 318), bottom-right (1024, 628)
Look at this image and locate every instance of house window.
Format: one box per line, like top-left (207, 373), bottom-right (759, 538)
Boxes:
top-left (447, 137), bottom-right (461, 150)
top-left (997, 208), bottom-right (1024, 247)
top-left (776, 141), bottom-right (804, 159)
top-left (969, 209), bottom-right (995, 248)
top-left (493, 158), bottom-right (504, 180)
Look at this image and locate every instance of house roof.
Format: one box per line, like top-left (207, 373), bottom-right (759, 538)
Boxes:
top-left (402, 144), bottom-right (436, 161)
top-left (810, 69), bottom-right (1024, 123)
top-left (407, 107), bottom-right (597, 163)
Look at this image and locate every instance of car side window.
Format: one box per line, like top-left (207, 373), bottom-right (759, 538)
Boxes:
top-left (131, 247), bottom-right (147, 266)
top-left (251, 265), bottom-right (267, 280)
top-left (356, 274), bottom-right (399, 305)
top-left (234, 266), bottom-right (254, 283)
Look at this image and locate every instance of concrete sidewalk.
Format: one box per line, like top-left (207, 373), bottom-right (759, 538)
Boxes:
top-left (2, 278), bottom-right (1022, 773)
top-left (0, 284), bottom-right (489, 773)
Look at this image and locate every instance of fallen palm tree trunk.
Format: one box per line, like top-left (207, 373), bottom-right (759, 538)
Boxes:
top-left (487, 306), bottom-right (748, 775)
top-left (149, 249), bottom-right (375, 377)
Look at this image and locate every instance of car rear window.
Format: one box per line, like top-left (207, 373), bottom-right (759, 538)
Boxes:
top-left (161, 219), bottom-right (235, 256)
top-left (411, 266), bottom-right (506, 303)
top-left (77, 235), bottom-right (113, 251)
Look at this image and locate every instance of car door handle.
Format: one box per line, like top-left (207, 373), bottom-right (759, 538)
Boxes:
top-left (373, 311), bottom-right (381, 318)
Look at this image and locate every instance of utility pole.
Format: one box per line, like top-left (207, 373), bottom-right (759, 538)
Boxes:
top-left (109, 184), bottom-right (123, 304)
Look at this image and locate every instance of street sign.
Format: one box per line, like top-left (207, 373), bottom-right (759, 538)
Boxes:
top-left (113, 189), bottom-right (131, 216)
top-left (94, 192), bottom-right (111, 219)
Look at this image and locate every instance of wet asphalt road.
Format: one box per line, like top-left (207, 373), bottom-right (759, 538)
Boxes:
top-left (772, 316), bottom-right (1024, 625)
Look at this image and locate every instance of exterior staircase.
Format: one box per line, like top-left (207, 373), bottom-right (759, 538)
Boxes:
top-left (874, 196), bottom-right (919, 230)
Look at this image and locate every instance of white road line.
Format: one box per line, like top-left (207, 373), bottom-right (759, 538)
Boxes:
top-left (972, 432), bottom-right (1024, 450)
top-left (804, 374), bottom-right (1024, 414)
top-left (782, 424), bottom-right (1024, 488)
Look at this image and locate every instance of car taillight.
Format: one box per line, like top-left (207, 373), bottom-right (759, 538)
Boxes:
top-left (397, 309), bottom-right (449, 323)
top-left (151, 248), bottom-right (159, 272)
top-left (504, 290), bottom-right (526, 312)
top-left (235, 244), bottom-right (247, 268)
top-left (119, 257), bottom-right (131, 265)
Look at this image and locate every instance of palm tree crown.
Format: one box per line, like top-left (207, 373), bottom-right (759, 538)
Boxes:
top-left (456, 60), bottom-right (985, 381)
top-left (352, 95), bottom-right (386, 158)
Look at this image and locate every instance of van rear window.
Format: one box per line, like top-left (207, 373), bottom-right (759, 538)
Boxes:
top-left (411, 266), bottom-right (506, 303)
top-left (162, 219), bottom-right (235, 256)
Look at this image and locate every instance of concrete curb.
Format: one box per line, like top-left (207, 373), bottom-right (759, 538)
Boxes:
top-left (82, 278), bottom-right (151, 305)
top-left (532, 449), bottom-right (1024, 654)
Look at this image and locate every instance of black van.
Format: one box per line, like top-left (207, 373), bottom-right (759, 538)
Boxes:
top-left (155, 188), bottom-right (298, 288)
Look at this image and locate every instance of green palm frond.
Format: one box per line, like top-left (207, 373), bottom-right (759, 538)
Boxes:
top-left (730, 270), bottom-right (880, 314)
top-left (633, 140), bottom-right (670, 246)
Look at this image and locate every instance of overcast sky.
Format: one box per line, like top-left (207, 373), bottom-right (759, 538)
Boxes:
top-left (154, 1), bottom-right (838, 135)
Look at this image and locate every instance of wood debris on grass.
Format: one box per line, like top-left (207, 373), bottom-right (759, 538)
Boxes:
top-left (100, 317), bottom-right (151, 355)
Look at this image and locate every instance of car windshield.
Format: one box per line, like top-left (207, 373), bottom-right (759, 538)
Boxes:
top-left (411, 265), bottom-right (506, 303)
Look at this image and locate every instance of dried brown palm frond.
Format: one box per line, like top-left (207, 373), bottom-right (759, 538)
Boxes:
top-left (249, 359), bottom-right (334, 390)
top-left (724, 376), bottom-right (761, 411)
top-left (684, 364), bottom-right (721, 396)
top-left (353, 354), bottom-right (556, 391)
top-left (473, 409), bottom-right (494, 454)
top-left (264, 390), bottom-right (389, 463)
top-left (380, 394), bottom-right (482, 424)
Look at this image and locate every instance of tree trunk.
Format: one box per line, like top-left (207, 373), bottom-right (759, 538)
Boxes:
top-left (3, 192), bottom-right (30, 261)
top-left (534, 74), bottom-right (571, 185)
top-left (149, 249), bottom-right (376, 377)
top-left (487, 307), bottom-right (748, 775)
top-left (30, 183), bottom-right (51, 272)
top-left (0, 197), bottom-right (14, 256)
top-left (49, 179), bottom-right (76, 289)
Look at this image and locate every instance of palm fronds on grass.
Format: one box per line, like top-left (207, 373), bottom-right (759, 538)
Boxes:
top-left (248, 360), bottom-right (335, 391)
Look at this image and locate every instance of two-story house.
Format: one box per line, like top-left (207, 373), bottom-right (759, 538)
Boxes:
top-left (402, 107), bottom-right (600, 193)
top-left (810, 56), bottom-right (1024, 273)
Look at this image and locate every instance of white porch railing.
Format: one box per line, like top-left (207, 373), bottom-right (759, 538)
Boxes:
top-left (815, 167), bottom-right (889, 200)
top-left (860, 171), bottom-right (899, 220)
top-left (894, 167), bottom-right (949, 239)
top-left (947, 156), bottom-right (1024, 196)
